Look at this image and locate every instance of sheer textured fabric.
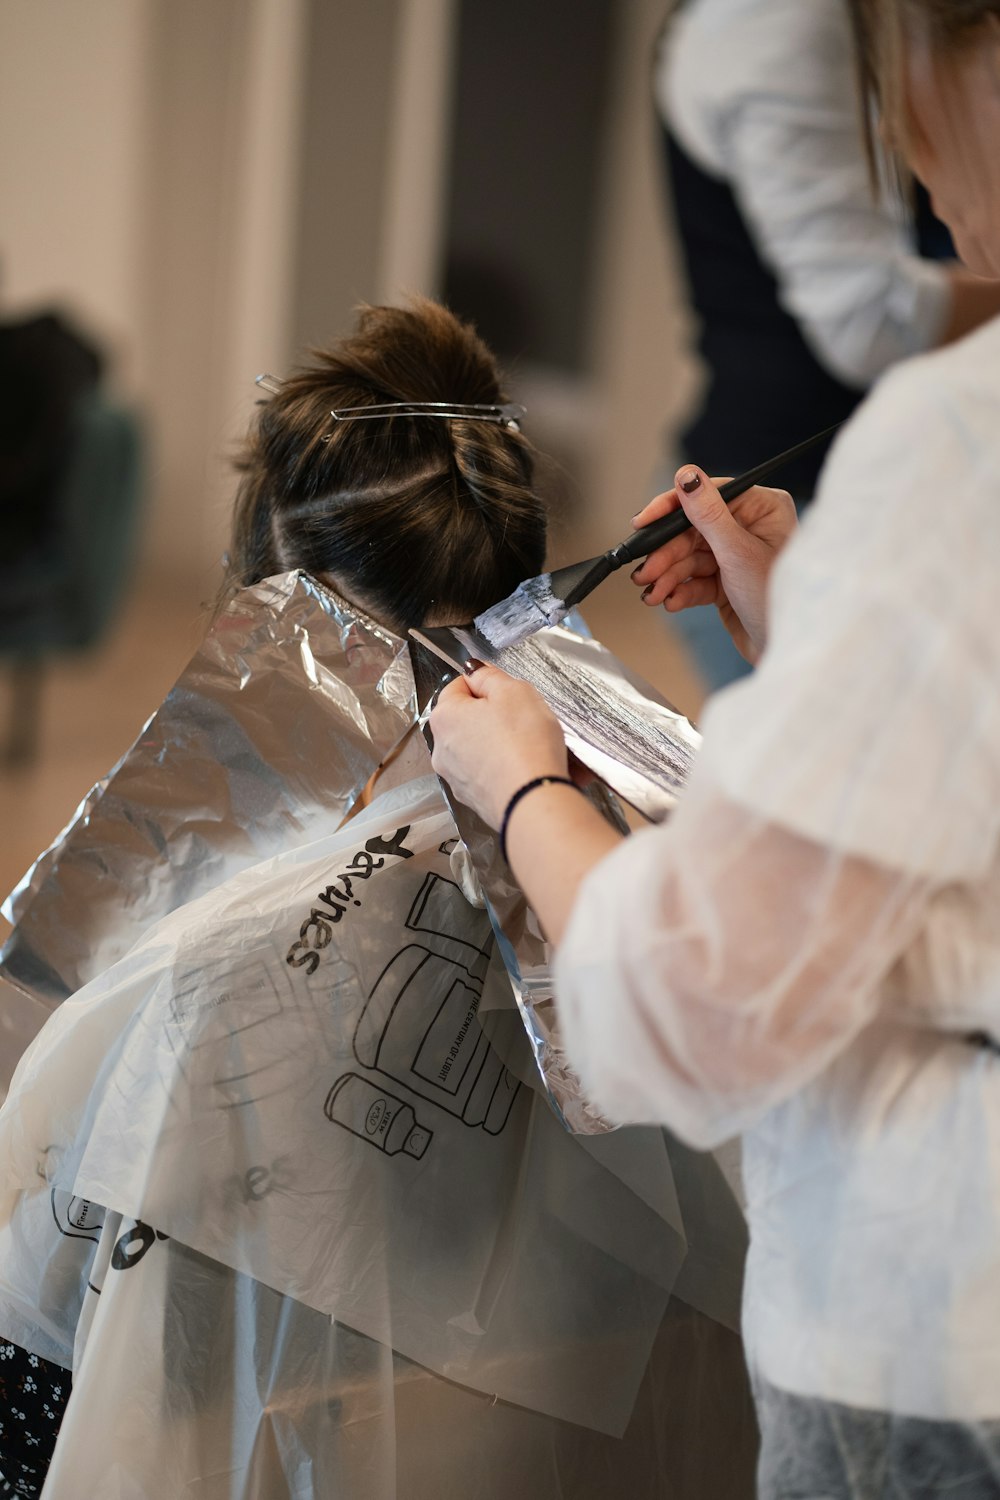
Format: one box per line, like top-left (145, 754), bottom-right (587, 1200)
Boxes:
top-left (556, 315), bottom-right (1000, 1421)
top-left (556, 778), bottom-right (930, 1148)
top-left (657, 0), bottom-right (950, 386)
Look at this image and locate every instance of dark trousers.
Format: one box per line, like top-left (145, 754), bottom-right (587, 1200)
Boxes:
top-left (757, 1378), bottom-right (1000, 1499)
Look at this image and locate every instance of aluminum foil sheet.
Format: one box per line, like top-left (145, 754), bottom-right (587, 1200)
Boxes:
top-left (415, 621), bottom-right (702, 823)
top-left (1, 572), bottom-right (417, 1005)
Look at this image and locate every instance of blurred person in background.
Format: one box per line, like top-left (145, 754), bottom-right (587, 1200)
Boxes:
top-left (431, 0), bottom-right (1000, 1493)
top-left (653, 0), bottom-right (1000, 690)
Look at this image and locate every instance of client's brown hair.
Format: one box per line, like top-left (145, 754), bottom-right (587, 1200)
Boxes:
top-left (227, 298), bottom-right (546, 632)
top-left (847, 0), bottom-right (1000, 182)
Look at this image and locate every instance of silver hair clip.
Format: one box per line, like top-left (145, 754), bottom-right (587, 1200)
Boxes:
top-left (328, 401), bottom-right (526, 431)
top-left (254, 376), bottom-right (525, 435)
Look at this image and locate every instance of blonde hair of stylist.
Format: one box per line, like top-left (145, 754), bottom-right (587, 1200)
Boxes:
top-left (430, 3), bottom-right (1000, 1492)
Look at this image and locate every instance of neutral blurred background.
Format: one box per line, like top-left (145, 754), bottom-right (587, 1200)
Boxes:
top-left (0, 0), bottom-right (705, 949)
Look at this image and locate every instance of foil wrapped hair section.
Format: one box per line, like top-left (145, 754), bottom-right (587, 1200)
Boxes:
top-left (415, 616), bottom-right (702, 1133)
top-left (0, 572), bottom-right (416, 1005)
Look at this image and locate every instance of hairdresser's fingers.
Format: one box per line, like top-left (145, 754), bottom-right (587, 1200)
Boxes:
top-left (662, 576), bottom-right (721, 612)
top-left (672, 466), bottom-right (787, 656)
top-left (430, 668), bottom-right (568, 828)
top-left (435, 672), bottom-right (478, 705)
top-left (633, 472), bottom-right (735, 535)
top-left (629, 526), bottom-right (705, 588)
top-left (638, 549), bottom-right (717, 607)
top-left (727, 483), bottom-right (798, 547)
top-left (462, 663), bottom-right (508, 699)
top-left (672, 467), bottom-right (755, 560)
top-left (464, 668), bottom-right (562, 741)
top-left (630, 487), bottom-right (682, 530)
top-left (630, 479), bottom-right (737, 586)
top-left (635, 472), bottom-right (791, 549)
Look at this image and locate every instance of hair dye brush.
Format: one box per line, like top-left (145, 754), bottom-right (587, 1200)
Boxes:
top-left (471, 421), bottom-right (842, 651)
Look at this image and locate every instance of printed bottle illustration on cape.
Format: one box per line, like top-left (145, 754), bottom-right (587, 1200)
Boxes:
top-left (324, 863), bottom-right (520, 1158)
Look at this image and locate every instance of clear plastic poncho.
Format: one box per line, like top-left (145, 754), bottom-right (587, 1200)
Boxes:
top-left (0, 573), bottom-right (755, 1498)
top-left (548, 362), bottom-right (1000, 1446)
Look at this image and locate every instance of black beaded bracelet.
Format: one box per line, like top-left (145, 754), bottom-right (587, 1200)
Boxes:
top-left (499, 775), bottom-right (582, 866)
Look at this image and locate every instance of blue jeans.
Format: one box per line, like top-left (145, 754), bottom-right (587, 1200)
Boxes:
top-left (667, 599), bottom-right (752, 692)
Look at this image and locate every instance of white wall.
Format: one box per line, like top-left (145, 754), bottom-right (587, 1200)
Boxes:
top-left (138, 0), bottom-right (309, 596)
top-left (0, 0), bottom-right (153, 390)
top-left (377, 0), bottom-right (457, 307)
top-left (586, 0), bottom-right (697, 530)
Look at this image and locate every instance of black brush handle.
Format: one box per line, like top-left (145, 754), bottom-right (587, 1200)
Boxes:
top-left (612, 421), bottom-right (843, 566)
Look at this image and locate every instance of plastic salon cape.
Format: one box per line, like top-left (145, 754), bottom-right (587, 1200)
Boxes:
top-left (0, 577), bottom-right (755, 1499)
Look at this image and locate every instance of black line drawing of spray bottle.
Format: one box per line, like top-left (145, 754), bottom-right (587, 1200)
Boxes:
top-left (324, 1073), bottom-right (433, 1160)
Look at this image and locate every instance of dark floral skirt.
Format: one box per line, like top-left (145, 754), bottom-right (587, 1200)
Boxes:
top-left (0, 1341), bottom-right (71, 1498)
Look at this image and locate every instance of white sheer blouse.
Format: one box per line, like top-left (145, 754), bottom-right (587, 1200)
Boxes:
top-left (656, 0), bottom-right (950, 386)
top-left (556, 316), bottom-right (1000, 1419)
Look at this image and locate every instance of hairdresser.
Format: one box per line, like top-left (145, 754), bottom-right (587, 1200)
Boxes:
top-left (655, 0), bottom-right (1000, 691)
top-left (431, 1), bottom-right (1000, 1491)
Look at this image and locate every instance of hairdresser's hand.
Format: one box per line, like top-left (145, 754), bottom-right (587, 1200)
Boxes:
top-left (629, 466), bottom-right (797, 663)
top-left (430, 667), bottom-right (569, 829)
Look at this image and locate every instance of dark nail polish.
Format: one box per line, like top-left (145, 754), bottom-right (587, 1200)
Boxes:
top-left (642, 584), bottom-right (654, 602)
top-left (679, 471), bottom-right (700, 494)
top-left (630, 566), bottom-right (643, 583)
